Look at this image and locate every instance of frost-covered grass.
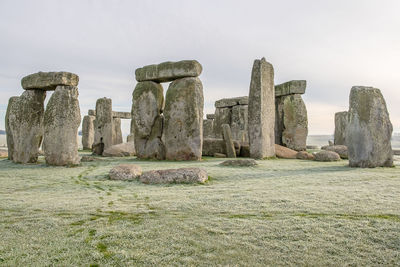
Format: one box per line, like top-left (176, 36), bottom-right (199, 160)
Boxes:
top-left (0, 155), bottom-right (399, 266)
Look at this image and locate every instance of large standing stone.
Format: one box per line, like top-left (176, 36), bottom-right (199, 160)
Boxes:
top-left (7, 90), bottom-right (45, 163)
top-left (163, 77), bottom-right (204, 160)
top-left (203, 119), bottom-right (214, 138)
top-left (248, 58), bottom-right (275, 159)
top-left (231, 104), bottom-right (248, 142)
top-left (135, 60), bottom-right (202, 83)
top-left (21, 71), bottom-right (79, 91)
top-left (214, 107), bottom-right (231, 138)
top-left (93, 98), bottom-right (114, 152)
top-left (5, 96), bottom-right (19, 160)
top-left (43, 86), bottom-right (81, 166)
top-left (275, 80), bottom-right (306, 97)
top-left (132, 81), bottom-right (165, 160)
top-left (222, 124), bottom-right (236, 158)
top-left (113, 117), bottom-right (123, 145)
top-left (334, 111), bottom-right (349, 145)
top-left (82, 115), bottom-right (95, 150)
top-left (346, 86), bottom-right (393, 167)
top-left (281, 94), bottom-right (308, 151)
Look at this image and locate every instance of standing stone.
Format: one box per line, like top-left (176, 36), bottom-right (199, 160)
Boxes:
top-left (214, 107), bottom-right (231, 138)
top-left (43, 86), bottom-right (81, 165)
top-left (280, 94), bottom-right (308, 151)
top-left (113, 117), bottom-right (123, 145)
top-left (231, 105), bottom-right (248, 143)
top-left (334, 111), bottom-right (349, 145)
top-left (132, 81), bottom-right (165, 159)
top-left (94, 98), bottom-right (114, 152)
top-left (163, 77), bottom-right (204, 160)
top-left (248, 58), bottom-right (275, 159)
top-left (7, 90), bottom-right (45, 163)
top-left (203, 119), bottom-right (214, 138)
top-left (222, 124), bottom-right (236, 158)
top-left (5, 96), bottom-right (19, 160)
top-left (346, 86), bottom-right (393, 167)
top-left (82, 115), bottom-right (95, 150)
top-left (275, 96), bottom-right (285, 145)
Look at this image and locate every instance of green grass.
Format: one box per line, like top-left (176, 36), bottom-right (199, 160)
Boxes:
top-left (0, 155), bottom-right (399, 266)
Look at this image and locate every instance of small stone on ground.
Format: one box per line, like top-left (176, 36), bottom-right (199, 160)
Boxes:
top-left (109, 164), bottom-right (142, 180)
top-left (314, 150), bottom-right (341, 162)
top-left (219, 159), bottom-right (258, 167)
top-left (139, 168), bottom-right (208, 184)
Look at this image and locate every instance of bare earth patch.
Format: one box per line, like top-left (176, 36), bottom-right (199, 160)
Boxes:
top-left (0, 154), bottom-right (399, 265)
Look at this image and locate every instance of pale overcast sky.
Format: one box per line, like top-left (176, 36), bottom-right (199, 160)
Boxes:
top-left (0, 0), bottom-right (399, 135)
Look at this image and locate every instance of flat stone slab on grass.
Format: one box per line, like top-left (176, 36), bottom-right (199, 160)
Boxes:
top-left (219, 159), bottom-right (258, 167)
top-left (275, 144), bottom-right (297, 159)
top-left (102, 142), bottom-right (136, 157)
top-left (139, 168), bottom-right (208, 184)
top-left (275, 80), bottom-right (306, 97)
top-left (21, 71), bottom-right (79, 90)
top-left (296, 151), bottom-right (314, 160)
top-left (314, 150), bottom-right (341, 162)
top-left (321, 145), bottom-right (348, 159)
top-left (135, 60), bottom-right (202, 83)
top-left (109, 164), bottom-right (142, 181)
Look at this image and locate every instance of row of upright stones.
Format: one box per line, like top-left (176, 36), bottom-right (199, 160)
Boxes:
top-left (6, 72), bottom-right (81, 165)
top-left (131, 60), bottom-right (204, 160)
top-left (333, 86), bottom-right (393, 167)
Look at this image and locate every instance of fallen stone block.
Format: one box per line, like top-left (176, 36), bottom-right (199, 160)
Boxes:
top-left (313, 150), bottom-right (341, 162)
top-left (219, 159), bottom-right (257, 167)
top-left (102, 142), bottom-right (136, 157)
top-left (140, 168), bottom-right (208, 184)
top-left (109, 164), bottom-right (142, 181)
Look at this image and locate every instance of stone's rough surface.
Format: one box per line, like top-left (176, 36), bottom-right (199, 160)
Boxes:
top-left (215, 96), bottom-right (248, 108)
top-left (82, 115), bottom-right (95, 150)
top-left (248, 58), bottom-right (275, 159)
top-left (5, 96), bottom-right (19, 160)
top-left (8, 90), bottom-right (46, 163)
top-left (219, 159), bottom-right (257, 167)
top-left (43, 86), bottom-right (81, 166)
top-left (231, 105), bottom-right (249, 142)
top-left (135, 60), bottom-right (202, 83)
top-left (346, 86), bottom-right (393, 167)
top-left (239, 145), bottom-right (250, 157)
top-left (275, 144), bottom-right (297, 159)
top-left (314, 150), bottom-right (341, 162)
top-left (113, 118), bottom-right (123, 145)
top-left (206, 114), bottom-right (215, 120)
top-left (296, 151), bottom-right (314, 160)
top-left (21, 71), bottom-right (79, 91)
top-left (275, 80), bottom-right (306, 97)
top-left (94, 98), bottom-right (114, 151)
top-left (92, 142), bottom-right (104, 156)
top-left (322, 145), bottom-right (348, 159)
top-left (109, 164), bottom-right (142, 181)
top-left (163, 77), bottom-right (204, 161)
top-left (334, 111), bottom-right (349, 145)
top-left (88, 109), bottom-right (96, 116)
top-left (202, 138), bottom-right (240, 156)
top-left (214, 107), bottom-right (231, 138)
top-left (102, 142), bottom-right (136, 157)
top-left (222, 124), bottom-right (236, 158)
top-left (280, 94), bottom-right (308, 151)
top-left (112, 111), bottom-right (131, 119)
top-left (132, 81), bottom-right (165, 160)
top-left (140, 168), bottom-right (208, 184)
top-left (203, 119), bottom-right (214, 138)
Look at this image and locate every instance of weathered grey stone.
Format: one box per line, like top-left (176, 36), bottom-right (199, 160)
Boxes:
top-left (231, 105), bottom-right (248, 142)
top-left (112, 111), bottom-right (131, 119)
top-left (43, 86), bottom-right (81, 166)
top-left (7, 90), bottom-right (45, 163)
top-left (275, 144), bottom-right (297, 159)
top-left (82, 115), bottom-right (95, 150)
top-left (135, 60), bottom-right (202, 83)
top-left (275, 80), bottom-right (306, 97)
top-left (215, 96), bottom-right (248, 108)
top-left (280, 94), bottom-right (308, 151)
top-left (92, 142), bottom-right (104, 156)
top-left (5, 96), bottom-right (19, 160)
top-left (322, 145), bottom-right (348, 159)
top-left (334, 111), bottom-right (349, 145)
top-left (248, 58), bottom-right (275, 159)
top-left (219, 159), bottom-right (257, 167)
top-left (202, 138), bottom-right (240, 156)
top-left (93, 98), bottom-right (114, 151)
top-left (214, 107), bottom-right (231, 138)
top-left (140, 168), bottom-right (208, 184)
top-left (346, 86), bottom-right (393, 167)
top-left (103, 142), bottom-right (136, 157)
top-left (109, 164), bottom-right (142, 181)
top-left (203, 119), bottom-right (214, 138)
top-left (113, 118), bottom-right (123, 145)
top-left (239, 144), bottom-right (250, 157)
top-left (88, 109), bottom-right (96, 116)
top-left (313, 150), bottom-right (341, 162)
top-left (21, 71), bottom-right (79, 91)
top-left (296, 151), bottom-right (314, 160)
top-left (132, 81), bottom-right (165, 160)
top-left (222, 124), bottom-right (236, 158)
top-left (206, 114), bottom-right (215, 120)
top-left (163, 77), bottom-right (204, 160)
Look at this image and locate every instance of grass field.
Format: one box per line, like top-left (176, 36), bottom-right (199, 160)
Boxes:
top-left (0, 154), bottom-right (400, 266)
